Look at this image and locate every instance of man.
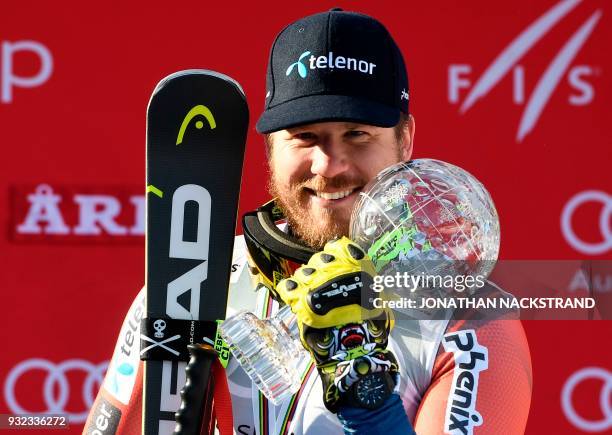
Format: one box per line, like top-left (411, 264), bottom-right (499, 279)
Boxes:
top-left (85, 8), bottom-right (532, 435)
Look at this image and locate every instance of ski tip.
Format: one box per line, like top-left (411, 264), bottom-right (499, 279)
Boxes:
top-left (151, 69), bottom-right (246, 99)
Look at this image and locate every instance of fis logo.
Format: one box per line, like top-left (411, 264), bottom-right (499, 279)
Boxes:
top-left (176, 105), bottom-right (216, 145)
top-left (286, 51), bottom-right (377, 78)
top-left (442, 330), bottom-right (488, 435)
top-left (448, 0), bottom-right (602, 141)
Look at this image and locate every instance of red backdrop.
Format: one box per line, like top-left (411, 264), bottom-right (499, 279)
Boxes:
top-left (1, 0), bottom-right (610, 433)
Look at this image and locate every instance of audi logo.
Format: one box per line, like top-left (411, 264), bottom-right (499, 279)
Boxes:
top-left (3, 358), bottom-right (108, 423)
top-left (561, 366), bottom-right (612, 432)
top-left (561, 190), bottom-right (612, 255)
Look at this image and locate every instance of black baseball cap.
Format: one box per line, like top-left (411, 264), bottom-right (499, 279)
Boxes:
top-left (256, 8), bottom-right (409, 134)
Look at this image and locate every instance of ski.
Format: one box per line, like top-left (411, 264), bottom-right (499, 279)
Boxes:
top-left (142, 70), bottom-right (248, 434)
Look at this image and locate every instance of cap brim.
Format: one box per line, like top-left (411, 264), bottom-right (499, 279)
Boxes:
top-left (255, 94), bottom-right (400, 133)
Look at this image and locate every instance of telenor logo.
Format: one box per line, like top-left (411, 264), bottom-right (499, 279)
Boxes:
top-left (286, 51), bottom-right (311, 78)
top-left (286, 50), bottom-right (377, 78)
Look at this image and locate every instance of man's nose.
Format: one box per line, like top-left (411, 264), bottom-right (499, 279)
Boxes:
top-left (310, 143), bottom-right (350, 179)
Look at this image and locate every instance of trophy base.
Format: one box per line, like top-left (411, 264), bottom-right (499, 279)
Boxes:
top-left (220, 309), bottom-right (308, 405)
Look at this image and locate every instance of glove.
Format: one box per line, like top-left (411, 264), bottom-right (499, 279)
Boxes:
top-left (276, 237), bottom-right (399, 413)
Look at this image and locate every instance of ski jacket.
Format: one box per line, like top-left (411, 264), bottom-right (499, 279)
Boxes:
top-left (84, 235), bottom-right (532, 435)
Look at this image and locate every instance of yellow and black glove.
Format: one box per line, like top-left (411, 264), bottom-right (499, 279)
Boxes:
top-left (276, 237), bottom-right (399, 413)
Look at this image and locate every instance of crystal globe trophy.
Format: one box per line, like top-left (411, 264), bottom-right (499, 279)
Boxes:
top-left (221, 158), bottom-right (500, 404)
top-left (351, 159), bottom-right (500, 290)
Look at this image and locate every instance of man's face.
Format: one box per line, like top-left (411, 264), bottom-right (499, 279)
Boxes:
top-left (268, 120), bottom-right (414, 249)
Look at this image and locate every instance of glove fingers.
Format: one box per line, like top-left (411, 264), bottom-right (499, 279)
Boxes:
top-left (310, 237), bottom-right (376, 274)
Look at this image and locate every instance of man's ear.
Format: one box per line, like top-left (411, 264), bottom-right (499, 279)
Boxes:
top-left (400, 115), bottom-right (415, 161)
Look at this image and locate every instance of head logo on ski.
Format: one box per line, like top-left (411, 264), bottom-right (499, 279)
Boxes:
top-left (176, 104), bottom-right (217, 145)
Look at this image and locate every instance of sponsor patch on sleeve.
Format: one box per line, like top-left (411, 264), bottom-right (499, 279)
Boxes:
top-left (103, 291), bottom-right (145, 404)
top-left (230, 235), bottom-right (248, 284)
top-left (84, 396), bottom-right (121, 435)
top-left (442, 329), bottom-right (488, 435)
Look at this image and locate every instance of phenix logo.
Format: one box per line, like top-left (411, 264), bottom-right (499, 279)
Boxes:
top-left (442, 330), bottom-right (488, 435)
top-left (286, 51), bottom-right (377, 78)
top-left (448, 0), bottom-right (602, 141)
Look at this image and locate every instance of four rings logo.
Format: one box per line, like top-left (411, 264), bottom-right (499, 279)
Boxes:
top-left (3, 358), bottom-right (108, 423)
top-left (448, 0), bottom-right (602, 141)
top-left (561, 190), bottom-right (612, 255)
top-left (561, 367), bottom-right (612, 432)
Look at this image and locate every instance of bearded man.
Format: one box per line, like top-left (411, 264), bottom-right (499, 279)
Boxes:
top-left (86, 8), bottom-right (532, 435)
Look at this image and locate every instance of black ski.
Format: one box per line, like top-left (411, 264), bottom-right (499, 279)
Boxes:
top-left (143, 70), bottom-right (248, 434)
